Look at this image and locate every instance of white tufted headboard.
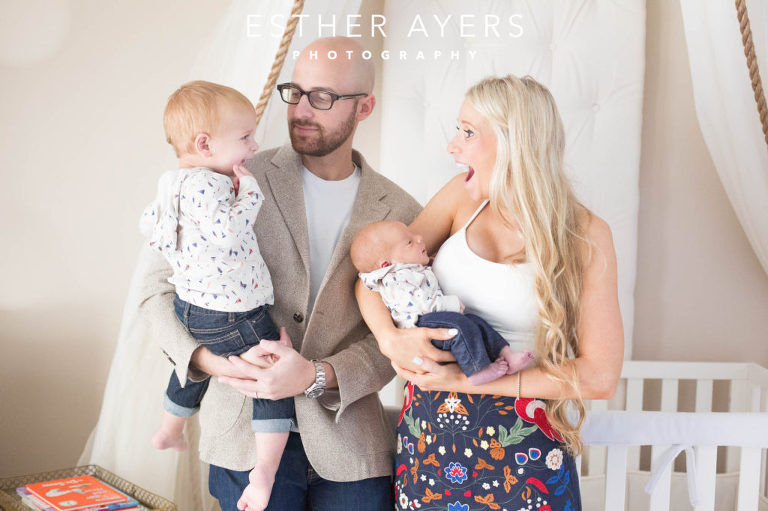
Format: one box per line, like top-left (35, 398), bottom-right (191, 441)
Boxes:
top-left (379, 0), bottom-right (645, 356)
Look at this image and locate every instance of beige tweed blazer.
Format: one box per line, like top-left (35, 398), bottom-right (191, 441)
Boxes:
top-left (138, 144), bottom-right (421, 480)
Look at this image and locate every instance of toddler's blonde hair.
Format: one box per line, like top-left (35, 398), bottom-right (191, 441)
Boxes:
top-left (164, 80), bottom-right (256, 157)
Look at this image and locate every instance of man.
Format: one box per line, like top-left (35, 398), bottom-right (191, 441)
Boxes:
top-left (139, 37), bottom-right (452, 510)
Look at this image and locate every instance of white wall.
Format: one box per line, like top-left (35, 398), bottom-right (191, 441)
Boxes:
top-left (0, 0), bottom-right (222, 477)
top-left (1, 0), bottom-right (767, 480)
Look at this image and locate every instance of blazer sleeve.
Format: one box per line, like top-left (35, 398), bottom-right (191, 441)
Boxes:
top-left (318, 193), bottom-right (423, 420)
top-left (135, 245), bottom-right (201, 385)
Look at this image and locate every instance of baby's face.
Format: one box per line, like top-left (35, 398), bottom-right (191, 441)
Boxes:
top-left (385, 223), bottom-right (429, 266)
top-left (205, 102), bottom-right (259, 176)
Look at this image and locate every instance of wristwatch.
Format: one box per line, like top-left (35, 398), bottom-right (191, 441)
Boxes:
top-left (304, 360), bottom-right (326, 399)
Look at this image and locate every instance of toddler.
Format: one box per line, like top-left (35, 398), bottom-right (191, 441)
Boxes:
top-left (140, 80), bottom-right (288, 510)
top-left (351, 220), bottom-right (534, 385)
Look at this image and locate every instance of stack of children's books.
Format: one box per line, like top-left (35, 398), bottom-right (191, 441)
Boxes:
top-left (16, 475), bottom-right (139, 511)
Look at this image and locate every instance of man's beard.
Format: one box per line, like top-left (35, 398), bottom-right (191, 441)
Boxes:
top-left (288, 109), bottom-right (356, 157)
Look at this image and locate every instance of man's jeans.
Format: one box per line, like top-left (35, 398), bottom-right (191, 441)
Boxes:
top-left (416, 311), bottom-right (510, 377)
top-left (164, 295), bottom-right (296, 432)
top-left (209, 433), bottom-right (393, 510)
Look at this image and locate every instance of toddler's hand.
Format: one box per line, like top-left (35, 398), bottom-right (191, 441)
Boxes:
top-left (233, 163), bottom-right (254, 179)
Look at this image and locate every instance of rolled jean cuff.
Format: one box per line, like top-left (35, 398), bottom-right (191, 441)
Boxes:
top-left (163, 394), bottom-right (199, 418)
top-left (251, 417), bottom-right (297, 433)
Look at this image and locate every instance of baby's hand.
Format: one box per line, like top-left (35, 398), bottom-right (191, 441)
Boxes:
top-left (233, 163), bottom-right (254, 179)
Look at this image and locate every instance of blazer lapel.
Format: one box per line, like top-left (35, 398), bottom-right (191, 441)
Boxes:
top-left (316, 150), bottom-right (391, 297)
top-left (265, 145), bottom-right (311, 276)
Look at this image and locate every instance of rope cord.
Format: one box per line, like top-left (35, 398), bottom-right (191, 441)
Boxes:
top-left (735, 0), bottom-right (768, 147)
top-left (253, 0), bottom-right (305, 128)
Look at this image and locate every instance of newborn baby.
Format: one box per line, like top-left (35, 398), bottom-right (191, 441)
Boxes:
top-left (351, 220), bottom-right (534, 385)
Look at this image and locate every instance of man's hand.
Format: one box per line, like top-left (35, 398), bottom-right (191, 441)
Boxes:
top-left (218, 328), bottom-right (317, 400)
top-left (190, 345), bottom-right (254, 379)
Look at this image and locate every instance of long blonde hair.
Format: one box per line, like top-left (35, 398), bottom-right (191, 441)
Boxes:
top-left (466, 75), bottom-right (589, 454)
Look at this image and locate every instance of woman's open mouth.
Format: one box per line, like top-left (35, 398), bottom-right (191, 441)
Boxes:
top-left (465, 166), bottom-right (475, 182)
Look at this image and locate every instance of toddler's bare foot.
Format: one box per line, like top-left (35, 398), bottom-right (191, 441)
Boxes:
top-left (151, 429), bottom-right (188, 451)
top-left (499, 346), bottom-right (535, 374)
top-left (468, 359), bottom-right (509, 385)
top-left (237, 464), bottom-right (276, 511)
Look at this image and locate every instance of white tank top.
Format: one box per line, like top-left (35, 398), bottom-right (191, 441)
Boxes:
top-left (432, 200), bottom-right (539, 353)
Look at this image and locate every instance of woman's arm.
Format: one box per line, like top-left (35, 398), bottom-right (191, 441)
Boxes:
top-left (355, 280), bottom-right (457, 372)
top-left (409, 173), bottom-right (475, 253)
top-left (396, 215), bottom-right (624, 400)
top-left (354, 174), bottom-right (474, 371)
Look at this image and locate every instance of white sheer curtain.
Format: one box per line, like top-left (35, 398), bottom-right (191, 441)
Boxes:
top-left (79, 1), bottom-right (360, 509)
top-left (679, 0), bottom-right (768, 275)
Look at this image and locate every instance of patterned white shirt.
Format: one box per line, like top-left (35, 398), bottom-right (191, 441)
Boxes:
top-left (360, 263), bottom-right (461, 328)
top-left (140, 167), bottom-right (273, 312)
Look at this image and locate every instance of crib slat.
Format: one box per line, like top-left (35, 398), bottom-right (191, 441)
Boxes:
top-left (626, 378), bottom-right (644, 410)
top-left (575, 454), bottom-right (582, 480)
top-left (759, 381), bottom-right (767, 498)
top-left (660, 379), bottom-right (678, 412)
top-left (728, 380), bottom-right (749, 472)
top-left (587, 400), bottom-right (608, 476)
top-left (649, 445), bottom-right (673, 511)
top-left (695, 379), bottom-right (713, 412)
top-left (737, 447), bottom-right (761, 511)
top-left (750, 384), bottom-right (761, 412)
top-left (626, 378), bottom-right (643, 471)
top-left (694, 445), bottom-right (717, 511)
top-left (604, 445), bottom-right (627, 510)
top-left (763, 385), bottom-right (768, 413)
top-left (648, 445), bottom-right (673, 511)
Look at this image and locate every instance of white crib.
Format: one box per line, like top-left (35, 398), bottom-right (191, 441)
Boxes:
top-left (579, 361), bottom-right (768, 511)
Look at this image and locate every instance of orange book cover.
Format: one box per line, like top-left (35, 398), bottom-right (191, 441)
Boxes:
top-left (25, 475), bottom-right (130, 510)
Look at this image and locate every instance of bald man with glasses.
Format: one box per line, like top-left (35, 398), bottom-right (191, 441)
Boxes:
top-left (138, 37), bottom-right (452, 510)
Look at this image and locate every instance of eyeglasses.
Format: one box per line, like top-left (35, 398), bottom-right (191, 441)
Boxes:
top-left (276, 83), bottom-right (368, 110)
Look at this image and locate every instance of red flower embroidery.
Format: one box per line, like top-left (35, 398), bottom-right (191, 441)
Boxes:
top-left (398, 382), bottom-right (415, 426)
top-left (514, 398), bottom-right (563, 442)
top-left (525, 477), bottom-right (549, 494)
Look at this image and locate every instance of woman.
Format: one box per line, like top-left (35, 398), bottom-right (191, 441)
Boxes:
top-left (356, 75), bottom-right (624, 510)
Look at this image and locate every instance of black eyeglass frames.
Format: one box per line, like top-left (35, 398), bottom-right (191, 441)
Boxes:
top-left (276, 83), bottom-right (368, 110)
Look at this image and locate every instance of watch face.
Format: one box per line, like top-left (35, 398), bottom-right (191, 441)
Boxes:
top-left (306, 387), bottom-right (324, 399)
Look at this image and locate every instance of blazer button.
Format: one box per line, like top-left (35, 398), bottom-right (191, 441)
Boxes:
top-left (293, 313), bottom-right (304, 323)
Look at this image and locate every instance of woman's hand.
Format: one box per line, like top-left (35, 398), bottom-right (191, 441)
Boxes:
top-left (356, 279), bottom-right (457, 372)
top-left (378, 326), bottom-right (458, 374)
top-left (392, 358), bottom-right (470, 393)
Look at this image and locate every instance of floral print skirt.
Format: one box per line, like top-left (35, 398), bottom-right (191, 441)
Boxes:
top-left (395, 383), bottom-right (581, 511)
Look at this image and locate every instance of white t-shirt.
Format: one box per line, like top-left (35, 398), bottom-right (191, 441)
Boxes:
top-left (302, 165), bottom-right (360, 315)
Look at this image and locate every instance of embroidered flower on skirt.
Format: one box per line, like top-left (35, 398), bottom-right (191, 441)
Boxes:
top-left (395, 382), bottom-right (582, 510)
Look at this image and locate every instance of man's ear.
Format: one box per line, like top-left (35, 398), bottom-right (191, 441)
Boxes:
top-left (379, 259), bottom-right (392, 269)
top-left (194, 133), bottom-right (212, 156)
top-left (356, 94), bottom-right (376, 122)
